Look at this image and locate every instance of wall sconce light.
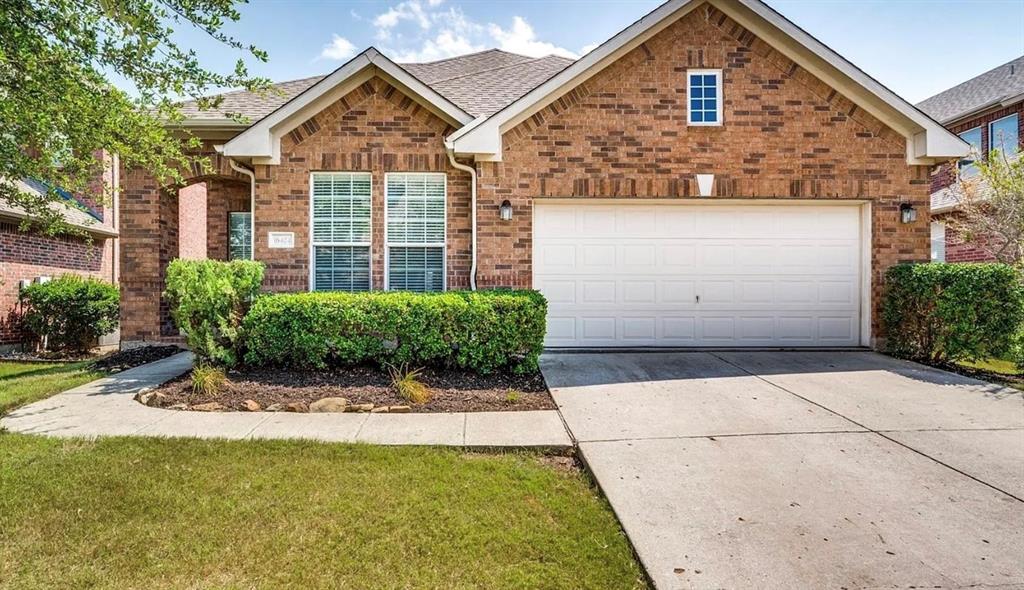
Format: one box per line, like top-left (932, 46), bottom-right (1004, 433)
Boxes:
top-left (695, 174), bottom-right (715, 197)
top-left (499, 199), bottom-right (513, 221)
top-left (899, 203), bottom-right (917, 224)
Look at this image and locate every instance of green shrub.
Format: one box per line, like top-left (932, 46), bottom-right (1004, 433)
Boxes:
top-left (19, 275), bottom-right (119, 353)
top-left (243, 290), bottom-right (547, 374)
top-left (883, 263), bottom-right (1024, 364)
top-left (164, 259), bottom-right (264, 366)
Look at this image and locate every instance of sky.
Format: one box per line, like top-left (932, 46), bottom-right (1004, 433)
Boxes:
top-left (171, 0), bottom-right (1024, 104)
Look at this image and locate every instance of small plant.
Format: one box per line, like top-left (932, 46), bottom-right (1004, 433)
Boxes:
top-left (191, 364), bottom-right (227, 397)
top-left (19, 275), bottom-right (119, 353)
top-left (388, 364), bottom-right (431, 404)
top-left (505, 390), bottom-right (522, 404)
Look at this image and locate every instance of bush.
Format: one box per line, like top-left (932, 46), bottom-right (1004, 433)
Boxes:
top-left (19, 275), bottom-right (119, 353)
top-left (191, 364), bottom-right (227, 396)
top-left (243, 290), bottom-right (547, 374)
top-left (164, 259), bottom-right (264, 366)
top-left (883, 263), bottom-right (1024, 364)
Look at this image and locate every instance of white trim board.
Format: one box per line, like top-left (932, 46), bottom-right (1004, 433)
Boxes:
top-left (446, 0), bottom-right (966, 164)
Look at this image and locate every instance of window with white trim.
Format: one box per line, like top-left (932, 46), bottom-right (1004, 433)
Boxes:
top-left (385, 173), bottom-right (445, 292)
top-left (930, 221), bottom-right (946, 262)
top-left (958, 127), bottom-right (982, 178)
top-left (687, 69), bottom-right (722, 126)
top-left (310, 172), bottom-right (371, 291)
top-left (989, 114), bottom-right (1019, 159)
top-left (228, 211), bottom-right (252, 260)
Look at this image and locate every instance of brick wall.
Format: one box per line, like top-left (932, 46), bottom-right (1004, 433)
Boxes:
top-left (0, 221), bottom-right (115, 346)
top-left (475, 4), bottom-right (931, 337)
top-left (934, 211), bottom-right (1000, 263)
top-left (251, 77), bottom-right (473, 292)
top-left (206, 179), bottom-right (251, 261)
top-left (178, 183), bottom-right (207, 260)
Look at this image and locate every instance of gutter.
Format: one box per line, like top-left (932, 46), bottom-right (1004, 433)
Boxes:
top-left (445, 148), bottom-right (477, 290)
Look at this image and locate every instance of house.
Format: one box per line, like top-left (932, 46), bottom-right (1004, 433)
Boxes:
top-left (1, 176), bottom-right (119, 351)
top-left (917, 56), bottom-right (1023, 263)
top-left (118, 0), bottom-right (965, 349)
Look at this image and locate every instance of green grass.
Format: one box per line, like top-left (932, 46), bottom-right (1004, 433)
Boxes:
top-left (955, 357), bottom-right (1023, 390)
top-left (0, 435), bottom-right (646, 589)
top-left (0, 361), bottom-right (105, 415)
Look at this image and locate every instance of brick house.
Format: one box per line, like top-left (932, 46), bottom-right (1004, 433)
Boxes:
top-left (917, 56), bottom-right (1023, 263)
top-left (120, 0), bottom-right (965, 349)
top-left (1, 177), bottom-right (119, 351)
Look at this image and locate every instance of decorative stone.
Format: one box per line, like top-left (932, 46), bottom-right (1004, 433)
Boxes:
top-left (240, 399), bottom-right (262, 412)
top-left (265, 403), bottom-right (284, 412)
top-left (346, 403), bottom-right (374, 413)
top-left (309, 397), bottom-right (348, 413)
top-left (168, 403), bottom-right (188, 410)
top-left (285, 401), bottom-right (309, 413)
top-left (388, 405), bottom-right (411, 413)
top-left (191, 402), bottom-right (226, 412)
top-left (369, 406), bottom-right (389, 413)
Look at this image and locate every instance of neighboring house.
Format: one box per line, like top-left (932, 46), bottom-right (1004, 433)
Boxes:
top-left (917, 56), bottom-right (1023, 263)
top-left (119, 0), bottom-right (965, 349)
top-left (0, 177), bottom-right (119, 351)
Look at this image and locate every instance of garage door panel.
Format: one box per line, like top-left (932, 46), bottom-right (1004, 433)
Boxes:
top-left (534, 202), bottom-right (863, 347)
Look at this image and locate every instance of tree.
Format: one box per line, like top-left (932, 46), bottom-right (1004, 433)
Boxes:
top-left (946, 146), bottom-right (1024, 265)
top-left (0, 0), bottom-right (270, 235)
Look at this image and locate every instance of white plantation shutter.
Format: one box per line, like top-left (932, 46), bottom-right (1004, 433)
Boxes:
top-left (385, 173), bottom-right (445, 292)
top-left (311, 172), bottom-right (371, 291)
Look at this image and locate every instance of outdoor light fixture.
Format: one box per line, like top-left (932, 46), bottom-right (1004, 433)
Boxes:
top-left (899, 203), bottom-right (917, 224)
top-left (499, 199), bottom-right (513, 221)
top-left (695, 173), bottom-right (715, 197)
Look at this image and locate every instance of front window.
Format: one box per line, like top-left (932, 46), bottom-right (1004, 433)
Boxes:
top-left (930, 221), bottom-right (946, 262)
top-left (957, 127), bottom-right (982, 178)
top-left (687, 69), bottom-right (722, 126)
top-left (385, 173), bottom-right (445, 292)
top-left (310, 172), bottom-right (371, 291)
top-left (228, 212), bottom-right (252, 260)
top-left (989, 114), bottom-right (1019, 159)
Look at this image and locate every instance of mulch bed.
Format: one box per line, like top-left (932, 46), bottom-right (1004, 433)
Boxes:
top-left (92, 345), bottom-right (183, 373)
top-left (149, 365), bottom-right (555, 413)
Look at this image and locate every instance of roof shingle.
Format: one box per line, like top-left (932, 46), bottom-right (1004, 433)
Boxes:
top-left (917, 56), bottom-right (1024, 123)
top-left (177, 48), bottom-right (575, 122)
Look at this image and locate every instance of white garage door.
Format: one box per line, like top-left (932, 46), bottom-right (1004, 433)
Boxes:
top-left (533, 201), bottom-right (865, 347)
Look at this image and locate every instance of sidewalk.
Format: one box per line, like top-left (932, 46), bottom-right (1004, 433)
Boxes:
top-left (1, 353), bottom-right (572, 449)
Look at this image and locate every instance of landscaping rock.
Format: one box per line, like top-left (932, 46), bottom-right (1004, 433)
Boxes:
top-left (309, 397), bottom-right (348, 413)
top-left (240, 399), bottom-right (262, 412)
top-left (135, 390), bottom-right (167, 407)
top-left (265, 403), bottom-right (285, 412)
top-left (388, 405), bottom-right (411, 413)
top-left (370, 406), bottom-right (389, 413)
top-left (346, 403), bottom-right (374, 413)
top-left (191, 402), bottom-right (226, 412)
top-left (168, 403), bottom-right (188, 410)
top-left (285, 401), bottom-right (308, 413)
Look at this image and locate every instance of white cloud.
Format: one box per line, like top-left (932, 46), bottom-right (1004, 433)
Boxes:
top-left (488, 16), bottom-right (578, 59)
top-left (579, 42), bottom-right (600, 56)
top-left (371, 1), bottom-right (587, 64)
top-left (320, 34), bottom-right (357, 61)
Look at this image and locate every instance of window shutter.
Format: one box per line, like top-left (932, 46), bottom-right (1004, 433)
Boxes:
top-left (385, 173), bottom-right (445, 292)
top-left (311, 172), bottom-right (372, 292)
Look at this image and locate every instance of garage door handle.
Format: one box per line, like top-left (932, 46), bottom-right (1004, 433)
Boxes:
top-left (695, 295), bottom-right (700, 304)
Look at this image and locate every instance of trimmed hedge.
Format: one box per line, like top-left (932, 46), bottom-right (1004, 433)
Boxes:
top-left (883, 262), bottom-right (1024, 364)
top-left (19, 275), bottom-right (119, 353)
top-left (164, 259), bottom-right (265, 366)
top-left (242, 290), bottom-right (547, 374)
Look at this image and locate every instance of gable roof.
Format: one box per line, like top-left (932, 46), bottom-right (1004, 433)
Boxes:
top-left (180, 49), bottom-right (573, 123)
top-left (917, 56), bottom-right (1024, 124)
top-left (447, 0), bottom-right (966, 164)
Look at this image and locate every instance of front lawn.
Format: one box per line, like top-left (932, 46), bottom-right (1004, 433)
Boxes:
top-left (0, 435), bottom-right (647, 589)
top-left (954, 357), bottom-right (1024, 391)
top-left (0, 361), bottom-right (105, 415)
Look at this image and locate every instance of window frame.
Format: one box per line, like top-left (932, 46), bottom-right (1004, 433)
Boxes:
top-left (307, 171), bottom-right (373, 292)
top-left (930, 220), bottom-right (946, 263)
top-left (957, 126), bottom-right (983, 177)
top-left (227, 211), bottom-right (253, 261)
top-left (686, 69), bottom-right (723, 127)
top-left (988, 113), bottom-right (1019, 158)
top-left (383, 172), bottom-right (447, 292)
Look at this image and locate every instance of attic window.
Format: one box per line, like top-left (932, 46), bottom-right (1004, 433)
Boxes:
top-left (687, 69), bottom-right (722, 126)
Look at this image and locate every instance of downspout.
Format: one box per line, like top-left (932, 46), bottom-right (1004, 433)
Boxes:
top-left (446, 148), bottom-right (477, 290)
top-left (228, 159), bottom-right (256, 260)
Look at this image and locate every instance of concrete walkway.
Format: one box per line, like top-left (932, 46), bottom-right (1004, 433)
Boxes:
top-left (543, 351), bottom-right (1024, 590)
top-left (1, 352), bottom-right (571, 449)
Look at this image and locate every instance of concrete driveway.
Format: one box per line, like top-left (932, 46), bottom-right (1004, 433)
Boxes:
top-left (542, 351), bottom-right (1024, 589)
